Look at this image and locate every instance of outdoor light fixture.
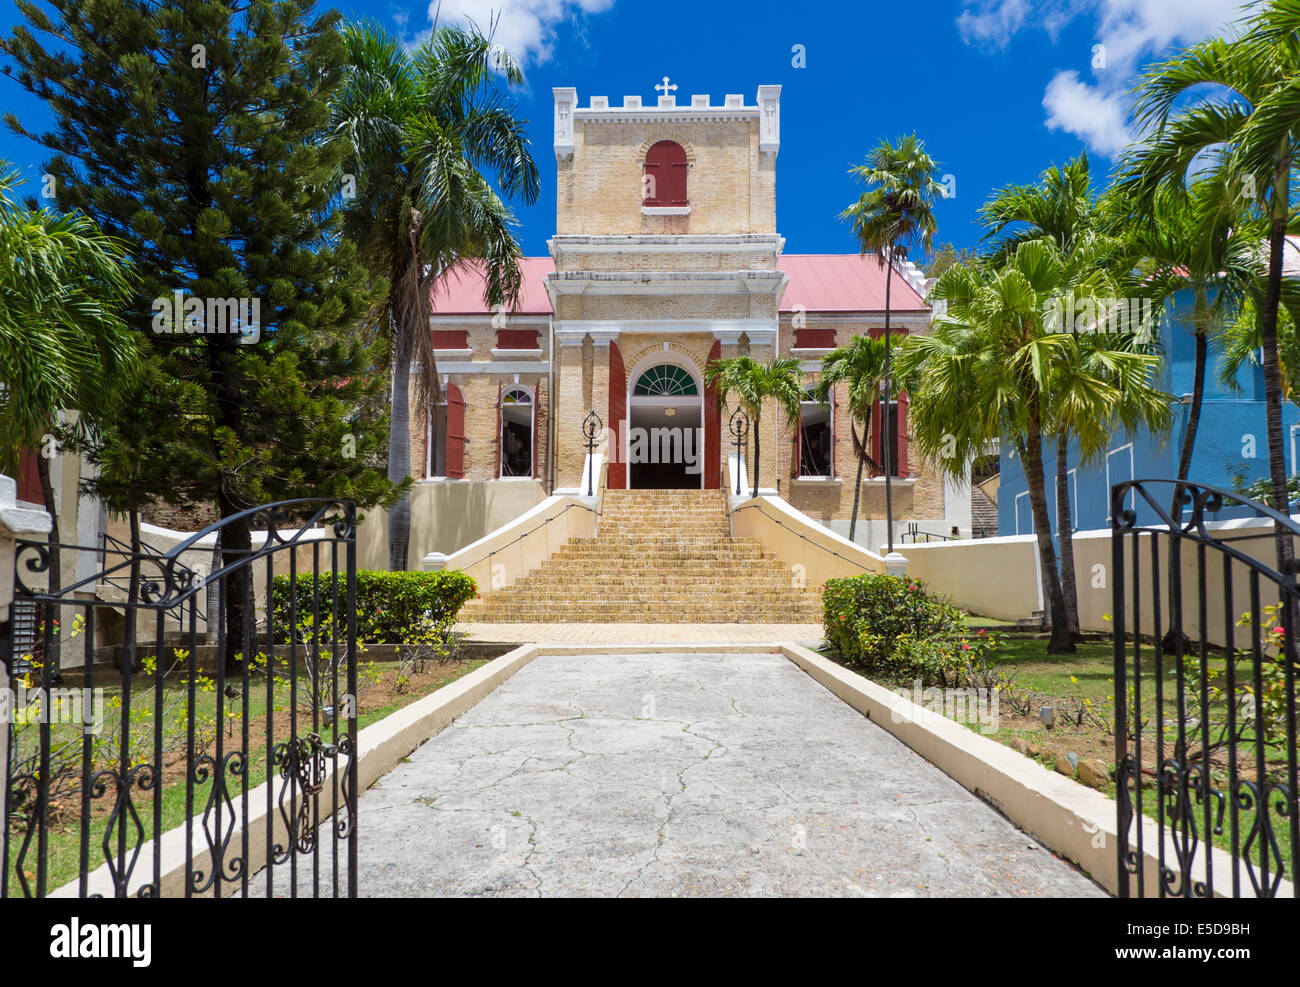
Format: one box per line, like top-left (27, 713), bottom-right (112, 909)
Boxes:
top-left (664, 407), bottom-right (676, 417)
top-left (1040, 704), bottom-right (1056, 728)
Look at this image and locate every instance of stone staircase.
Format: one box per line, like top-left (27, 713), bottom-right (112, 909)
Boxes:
top-left (971, 485), bottom-right (999, 539)
top-left (459, 489), bottom-right (824, 623)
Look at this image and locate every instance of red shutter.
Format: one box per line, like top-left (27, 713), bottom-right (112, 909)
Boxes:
top-left (870, 398), bottom-right (882, 478)
top-left (644, 141), bottom-right (687, 206)
top-left (531, 392), bottom-right (539, 479)
top-left (444, 383), bottom-right (465, 479)
top-left (608, 342), bottom-right (626, 489)
top-left (896, 391), bottom-right (909, 478)
top-left (794, 328), bottom-right (836, 349)
top-left (496, 329), bottom-right (538, 350)
top-left (704, 339), bottom-right (721, 489)
top-left (16, 447), bottom-right (43, 504)
top-left (432, 329), bottom-right (469, 349)
top-left (669, 160), bottom-right (689, 205)
top-left (495, 382), bottom-right (503, 478)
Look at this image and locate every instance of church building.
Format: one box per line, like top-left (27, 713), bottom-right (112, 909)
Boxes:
top-left (409, 81), bottom-right (971, 555)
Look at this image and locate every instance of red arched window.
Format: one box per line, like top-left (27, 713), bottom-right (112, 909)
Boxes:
top-left (643, 140), bottom-right (688, 207)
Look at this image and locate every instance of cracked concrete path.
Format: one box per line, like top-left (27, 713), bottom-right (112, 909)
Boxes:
top-left (353, 652), bottom-right (1105, 897)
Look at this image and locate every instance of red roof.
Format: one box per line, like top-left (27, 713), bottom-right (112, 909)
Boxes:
top-left (779, 254), bottom-right (928, 312)
top-left (430, 257), bottom-right (556, 315)
top-left (429, 253), bottom-right (928, 316)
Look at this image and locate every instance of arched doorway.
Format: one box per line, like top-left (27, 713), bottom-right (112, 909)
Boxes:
top-left (499, 385), bottom-right (535, 477)
top-left (627, 358), bottom-right (704, 489)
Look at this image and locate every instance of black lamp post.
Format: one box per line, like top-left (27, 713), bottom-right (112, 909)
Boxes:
top-left (581, 410), bottom-right (602, 497)
top-left (729, 407), bottom-right (750, 496)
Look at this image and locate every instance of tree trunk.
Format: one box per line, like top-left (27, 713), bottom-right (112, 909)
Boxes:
top-left (388, 354), bottom-right (412, 571)
top-left (126, 507), bottom-right (141, 674)
top-left (1260, 156), bottom-right (1294, 584)
top-left (1162, 298), bottom-right (1208, 653)
top-left (849, 421), bottom-right (865, 543)
top-left (1054, 433), bottom-right (1082, 641)
top-left (36, 449), bottom-right (61, 681)
top-left (1023, 419), bottom-right (1075, 654)
top-left (1175, 294), bottom-right (1209, 483)
top-left (752, 411), bottom-right (762, 495)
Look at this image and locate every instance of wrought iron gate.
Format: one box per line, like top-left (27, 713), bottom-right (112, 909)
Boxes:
top-left (1111, 479), bottom-right (1298, 898)
top-left (2, 499), bottom-right (358, 898)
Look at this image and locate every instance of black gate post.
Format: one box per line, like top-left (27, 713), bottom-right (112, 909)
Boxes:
top-left (1111, 483), bottom-right (1131, 897)
top-left (345, 501), bottom-right (359, 898)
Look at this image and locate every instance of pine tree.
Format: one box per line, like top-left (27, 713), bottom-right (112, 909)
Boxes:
top-left (3, 0), bottom-right (402, 670)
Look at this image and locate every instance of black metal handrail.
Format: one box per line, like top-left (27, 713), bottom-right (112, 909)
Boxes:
top-left (731, 501), bottom-right (874, 572)
top-left (900, 523), bottom-right (957, 544)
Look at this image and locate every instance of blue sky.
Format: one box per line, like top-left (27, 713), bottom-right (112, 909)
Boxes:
top-left (0, 0), bottom-right (1250, 262)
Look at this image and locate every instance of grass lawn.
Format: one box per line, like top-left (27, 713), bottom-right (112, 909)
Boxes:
top-left (824, 633), bottom-right (1296, 888)
top-left (6, 654), bottom-right (488, 897)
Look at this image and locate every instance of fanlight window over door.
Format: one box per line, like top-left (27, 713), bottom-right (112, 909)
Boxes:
top-left (633, 364), bottom-right (698, 397)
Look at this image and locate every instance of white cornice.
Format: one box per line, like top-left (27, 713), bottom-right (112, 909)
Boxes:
top-left (549, 234), bottom-right (784, 255)
top-left (436, 361), bottom-right (549, 375)
top-left (546, 270), bottom-right (786, 298)
top-left (554, 319), bottom-right (776, 347)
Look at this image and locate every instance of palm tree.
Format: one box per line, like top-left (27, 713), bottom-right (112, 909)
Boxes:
top-left (982, 154), bottom-right (1102, 637)
top-left (841, 134), bottom-right (945, 554)
top-left (702, 355), bottom-right (804, 496)
top-left (331, 22), bottom-right (539, 570)
top-left (898, 239), bottom-right (1149, 654)
top-left (811, 334), bottom-right (889, 542)
top-left (0, 164), bottom-right (137, 670)
top-left (1122, 2), bottom-right (1300, 573)
top-left (1109, 180), bottom-right (1260, 485)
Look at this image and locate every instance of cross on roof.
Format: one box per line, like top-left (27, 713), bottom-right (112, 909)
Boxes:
top-left (655, 76), bottom-right (677, 96)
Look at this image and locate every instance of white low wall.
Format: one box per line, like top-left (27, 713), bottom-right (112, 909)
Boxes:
top-left (357, 478), bottom-right (547, 571)
top-left (731, 495), bottom-right (886, 589)
top-left (426, 494), bottom-right (596, 596)
top-left (905, 533), bottom-right (1043, 622)
top-left (904, 516), bottom-right (1299, 645)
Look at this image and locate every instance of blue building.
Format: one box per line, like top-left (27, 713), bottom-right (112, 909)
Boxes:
top-left (997, 295), bottom-right (1300, 539)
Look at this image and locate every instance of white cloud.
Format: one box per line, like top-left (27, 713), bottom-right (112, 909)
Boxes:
top-left (1042, 70), bottom-right (1132, 156)
top-left (957, 0), bottom-right (1248, 157)
top-left (421, 0), bottom-right (615, 65)
top-left (957, 0), bottom-right (1034, 47)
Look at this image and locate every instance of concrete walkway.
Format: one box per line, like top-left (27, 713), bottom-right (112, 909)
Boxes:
top-left (354, 651), bottom-right (1103, 897)
top-left (455, 621), bottom-right (824, 644)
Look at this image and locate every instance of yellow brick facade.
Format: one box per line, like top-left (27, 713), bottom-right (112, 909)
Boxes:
top-left (412, 83), bottom-right (966, 545)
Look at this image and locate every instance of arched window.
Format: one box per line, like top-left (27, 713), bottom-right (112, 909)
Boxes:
top-left (643, 140), bottom-right (688, 207)
top-left (633, 364), bottom-right (698, 396)
top-left (499, 385), bottom-right (535, 478)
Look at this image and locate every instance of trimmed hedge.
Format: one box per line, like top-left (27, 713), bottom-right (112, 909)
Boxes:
top-left (822, 573), bottom-right (965, 681)
top-left (270, 569), bottom-right (477, 644)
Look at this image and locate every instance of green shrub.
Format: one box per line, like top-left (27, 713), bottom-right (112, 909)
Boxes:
top-left (822, 573), bottom-right (965, 681)
top-left (270, 569), bottom-right (477, 644)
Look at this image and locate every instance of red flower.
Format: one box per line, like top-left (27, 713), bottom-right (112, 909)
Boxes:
top-left (961, 643), bottom-right (970, 651)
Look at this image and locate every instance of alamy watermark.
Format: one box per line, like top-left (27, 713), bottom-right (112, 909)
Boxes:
top-left (151, 291), bottom-right (261, 344)
top-left (606, 424), bottom-right (704, 474)
top-left (891, 679), bottom-right (999, 734)
top-left (1044, 292), bottom-right (1154, 342)
top-left (0, 683), bottom-right (105, 734)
